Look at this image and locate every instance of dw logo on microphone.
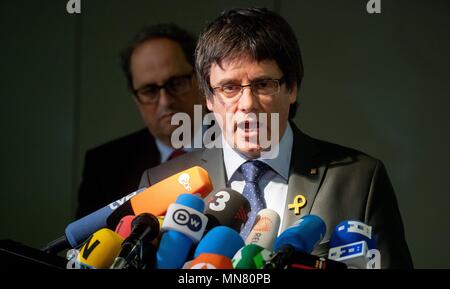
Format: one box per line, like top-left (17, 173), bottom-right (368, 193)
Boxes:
top-left (173, 208), bottom-right (203, 232)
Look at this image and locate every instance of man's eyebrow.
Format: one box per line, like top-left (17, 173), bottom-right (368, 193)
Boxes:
top-left (249, 75), bottom-right (276, 82)
top-left (212, 78), bottom-right (241, 87)
top-left (212, 75), bottom-right (277, 87)
top-left (135, 83), bottom-right (157, 91)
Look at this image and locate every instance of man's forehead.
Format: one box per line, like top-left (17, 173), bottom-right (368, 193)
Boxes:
top-left (210, 57), bottom-right (281, 79)
top-left (131, 38), bottom-right (192, 85)
top-left (133, 39), bottom-right (190, 69)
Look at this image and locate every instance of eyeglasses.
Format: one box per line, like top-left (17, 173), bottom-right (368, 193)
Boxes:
top-left (211, 77), bottom-right (285, 104)
top-left (133, 73), bottom-right (194, 105)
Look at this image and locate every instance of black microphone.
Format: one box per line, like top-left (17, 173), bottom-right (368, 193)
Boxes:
top-left (268, 246), bottom-right (347, 270)
top-left (110, 213), bottom-right (160, 269)
top-left (203, 188), bottom-right (251, 233)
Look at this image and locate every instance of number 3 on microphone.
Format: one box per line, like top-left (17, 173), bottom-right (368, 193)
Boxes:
top-left (208, 191), bottom-right (230, 211)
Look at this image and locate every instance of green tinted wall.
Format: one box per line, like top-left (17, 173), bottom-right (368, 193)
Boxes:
top-left (0, 0), bottom-right (448, 268)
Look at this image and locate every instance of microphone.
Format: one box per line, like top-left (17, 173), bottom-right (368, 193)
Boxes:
top-left (328, 220), bottom-right (380, 269)
top-left (115, 215), bottom-right (164, 249)
top-left (185, 253), bottom-right (234, 269)
top-left (66, 248), bottom-right (81, 269)
top-left (43, 188), bottom-right (144, 254)
top-left (203, 188), bottom-right (251, 233)
top-left (274, 214), bottom-right (325, 253)
top-left (264, 214), bottom-right (326, 269)
top-left (110, 213), bottom-right (160, 269)
top-left (185, 226), bottom-right (245, 269)
top-left (245, 208), bottom-right (280, 248)
top-left (156, 194), bottom-right (208, 269)
top-left (232, 244), bottom-right (273, 269)
top-left (232, 209), bottom-right (280, 269)
top-left (76, 228), bottom-right (124, 269)
top-left (115, 215), bottom-right (135, 239)
top-left (45, 166), bottom-right (212, 252)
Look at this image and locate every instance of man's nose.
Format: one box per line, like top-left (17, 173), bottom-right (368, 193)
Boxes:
top-left (237, 86), bottom-right (258, 112)
top-left (158, 88), bottom-right (175, 107)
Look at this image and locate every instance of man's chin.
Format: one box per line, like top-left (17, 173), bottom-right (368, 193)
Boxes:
top-left (233, 141), bottom-right (263, 159)
top-left (154, 126), bottom-right (179, 142)
top-left (161, 124), bottom-right (177, 134)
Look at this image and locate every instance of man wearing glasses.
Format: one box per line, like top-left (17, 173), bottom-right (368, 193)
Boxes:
top-left (139, 8), bottom-right (413, 268)
top-left (75, 24), bottom-right (205, 219)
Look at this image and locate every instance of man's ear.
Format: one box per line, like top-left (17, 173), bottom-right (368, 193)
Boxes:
top-left (288, 83), bottom-right (298, 104)
top-left (206, 97), bottom-right (214, 111)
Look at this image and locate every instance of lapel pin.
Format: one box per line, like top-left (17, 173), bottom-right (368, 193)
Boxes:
top-left (288, 194), bottom-right (307, 215)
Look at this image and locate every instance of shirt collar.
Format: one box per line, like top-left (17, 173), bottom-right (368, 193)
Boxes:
top-left (155, 139), bottom-right (174, 163)
top-left (222, 122), bottom-right (293, 181)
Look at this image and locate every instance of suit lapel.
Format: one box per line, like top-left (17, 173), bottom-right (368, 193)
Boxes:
top-left (281, 123), bottom-right (327, 232)
top-left (147, 146), bottom-right (227, 193)
top-left (200, 147), bottom-right (227, 191)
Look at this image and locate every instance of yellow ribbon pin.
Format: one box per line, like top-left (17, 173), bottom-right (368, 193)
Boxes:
top-left (288, 194), bottom-right (307, 215)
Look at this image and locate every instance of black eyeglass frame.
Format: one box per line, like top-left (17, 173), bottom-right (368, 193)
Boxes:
top-left (133, 72), bottom-right (194, 105)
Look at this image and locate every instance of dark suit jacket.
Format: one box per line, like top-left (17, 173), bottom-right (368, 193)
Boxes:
top-left (76, 129), bottom-right (160, 219)
top-left (138, 123), bottom-right (413, 268)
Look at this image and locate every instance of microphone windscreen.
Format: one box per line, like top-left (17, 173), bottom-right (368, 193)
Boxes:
top-left (130, 213), bottom-right (161, 243)
top-left (329, 220), bottom-right (376, 249)
top-left (245, 208), bottom-right (280, 250)
top-left (274, 214), bottom-right (326, 254)
top-left (232, 244), bottom-right (272, 269)
top-left (110, 213), bottom-right (160, 269)
top-left (105, 166), bottom-right (212, 230)
top-left (65, 189), bottom-right (143, 248)
top-left (175, 193), bottom-right (205, 212)
top-left (204, 188), bottom-right (250, 233)
top-left (194, 226), bottom-right (244, 259)
top-left (77, 228), bottom-right (123, 269)
top-left (131, 166), bottom-right (212, 216)
top-left (115, 215), bottom-right (134, 239)
top-left (328, 220), bottom-right (378, 269)
top-left (186, 253), bottom-right (233, 269)
top-left (156, 194), bottom-right (208, 269)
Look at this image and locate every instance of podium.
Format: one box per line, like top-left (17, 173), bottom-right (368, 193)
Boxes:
top-left (0, 239), bottom-right (67, 269)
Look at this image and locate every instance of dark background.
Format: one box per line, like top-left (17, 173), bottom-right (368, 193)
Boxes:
top-left (0, 0), bottom-right (448, 268)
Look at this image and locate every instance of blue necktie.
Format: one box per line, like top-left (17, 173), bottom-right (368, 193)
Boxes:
top-left (239, 160), bottom-right (270, 239)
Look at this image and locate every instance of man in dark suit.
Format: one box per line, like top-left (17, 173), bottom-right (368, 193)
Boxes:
top-left (76, 24), bottom-right (205, 219)
top-left (138, 8), bottom-right (413, 268)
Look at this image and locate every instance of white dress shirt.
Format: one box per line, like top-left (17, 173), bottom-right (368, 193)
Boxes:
top-left (222, 123), bottom-right (294, 235)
